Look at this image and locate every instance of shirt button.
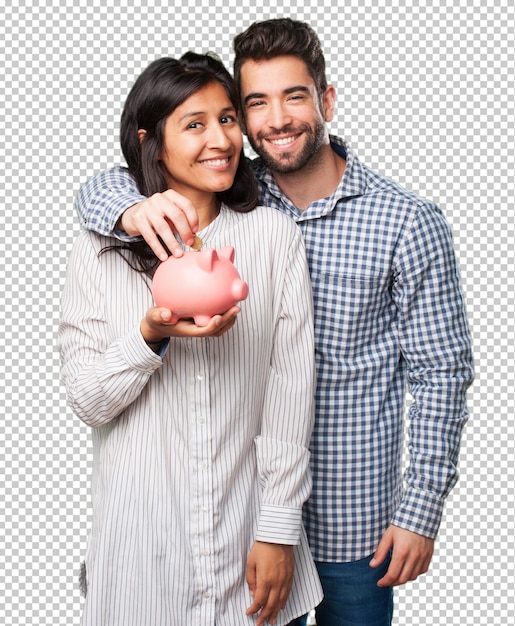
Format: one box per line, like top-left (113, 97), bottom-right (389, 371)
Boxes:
top-left (199, 416), bottom-right (206, 424)
top-left (201, 550), bottom-right (209, 557)
top-left (196, 373), bottom-right (204, 381)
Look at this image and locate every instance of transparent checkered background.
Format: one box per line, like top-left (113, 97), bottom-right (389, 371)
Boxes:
top-left (1, 0), bottom-right (513, 624)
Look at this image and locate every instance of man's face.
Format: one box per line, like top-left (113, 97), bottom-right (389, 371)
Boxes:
top-left (239, 55), bottom-right (334, 174)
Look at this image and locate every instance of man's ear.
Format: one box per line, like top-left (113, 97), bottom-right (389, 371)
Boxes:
top-left (138, 129), bottom-right (147, 144)
top-left (322, 85), bottom-right (337, 123)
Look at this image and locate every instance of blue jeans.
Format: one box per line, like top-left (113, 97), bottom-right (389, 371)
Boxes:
top-left (290, 553), bottom-right (393, 626)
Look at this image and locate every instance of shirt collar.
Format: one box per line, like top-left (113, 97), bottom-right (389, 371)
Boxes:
top-left (252, 135), bottom-right (369, 218)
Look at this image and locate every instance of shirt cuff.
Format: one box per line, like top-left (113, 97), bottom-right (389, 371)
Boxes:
top-left (255, 505), bottom-right (303, 545)
top-left (118, 327), bottom-right (168, 370)
top-left (390, 487), bottom-right (445, 539)
top-left (144, 338), bottom-right (170, 358)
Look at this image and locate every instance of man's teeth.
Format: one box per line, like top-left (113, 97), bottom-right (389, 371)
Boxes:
top-left (269, 136), bottom-right (297, 146)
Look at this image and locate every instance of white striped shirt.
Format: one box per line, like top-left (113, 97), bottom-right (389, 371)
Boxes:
top-left (58, 205), bottom-right (323, 626)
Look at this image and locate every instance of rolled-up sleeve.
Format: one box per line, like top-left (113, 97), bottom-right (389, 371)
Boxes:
top-left (74, 166), bottom-right (145, 240)
top-left (58, 231), bottom-right (163, 427)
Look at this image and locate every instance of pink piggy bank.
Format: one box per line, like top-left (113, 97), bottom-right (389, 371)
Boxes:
top-left (152, 246), bottom-right (248, 326)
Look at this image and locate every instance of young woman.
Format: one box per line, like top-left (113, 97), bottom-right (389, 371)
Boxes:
top-left (59, 52), bottom-right (322, 626)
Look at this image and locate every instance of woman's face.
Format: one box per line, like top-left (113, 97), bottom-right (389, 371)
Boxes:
top-left (159, 81), bottom-right (243, 202)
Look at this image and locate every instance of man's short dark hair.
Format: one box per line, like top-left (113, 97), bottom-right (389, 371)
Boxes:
top-left (233, 18), bottom-right (328, 99)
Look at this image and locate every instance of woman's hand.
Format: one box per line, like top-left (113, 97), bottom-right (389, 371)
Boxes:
top-left (246, 542), bottom-right (295, 625)
top-left (140, 305), bottom-right (241, 346)
top-left (120, 189), bottom-right (199, 261)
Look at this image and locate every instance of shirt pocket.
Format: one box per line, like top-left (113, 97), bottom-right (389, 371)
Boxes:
top-left (313, 271), bottom-right (391, 356)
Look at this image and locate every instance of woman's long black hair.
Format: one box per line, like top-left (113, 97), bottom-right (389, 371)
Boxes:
top-left (107, 51), bottom-right (258, 276)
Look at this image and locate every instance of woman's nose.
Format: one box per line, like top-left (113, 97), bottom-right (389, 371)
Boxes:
top-left (207, 123), bottom-right (232, 149)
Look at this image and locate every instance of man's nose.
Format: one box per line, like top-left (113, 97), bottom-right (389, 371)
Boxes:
top-left (267, 101), bottom-right (293, 130)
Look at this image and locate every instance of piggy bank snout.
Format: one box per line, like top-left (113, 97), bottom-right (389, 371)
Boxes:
top-left (232, 279), bottom-right (249, 301)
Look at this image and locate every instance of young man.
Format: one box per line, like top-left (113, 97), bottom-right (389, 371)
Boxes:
top-left (75, 19), bottom-right (474, 626)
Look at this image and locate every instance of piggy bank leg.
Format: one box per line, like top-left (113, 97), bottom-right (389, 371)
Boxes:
top-left (193, 314), bottom-right (216, 327)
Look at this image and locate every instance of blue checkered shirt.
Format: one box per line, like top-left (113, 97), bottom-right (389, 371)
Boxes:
top-left (75, 136), bottom-right (474, 562)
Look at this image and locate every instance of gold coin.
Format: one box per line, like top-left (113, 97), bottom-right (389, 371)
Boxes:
top-left (190, 235), bottom-right (203, 251)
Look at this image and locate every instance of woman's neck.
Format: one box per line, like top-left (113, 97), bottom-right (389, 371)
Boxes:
top-left (182, 192), bottom-right (221, 230)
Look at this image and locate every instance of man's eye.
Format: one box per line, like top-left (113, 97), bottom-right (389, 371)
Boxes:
top-left (247, 101), bottom-right (264, 108)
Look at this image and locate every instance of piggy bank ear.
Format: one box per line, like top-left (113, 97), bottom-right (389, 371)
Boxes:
top-left (218, 246), bottom-right (235, 262)
top-left (197, 248), bottom-right (216, 272)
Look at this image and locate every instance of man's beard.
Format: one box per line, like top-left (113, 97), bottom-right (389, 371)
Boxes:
top-left (247, 120), bottom-right (326, 174)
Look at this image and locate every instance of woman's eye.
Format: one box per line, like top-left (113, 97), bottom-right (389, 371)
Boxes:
top-left (187, 122), bottom-right (202, 129)
top-left (221, 115), bottom-right (236, 124)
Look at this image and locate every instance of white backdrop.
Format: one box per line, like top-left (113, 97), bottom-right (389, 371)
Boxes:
top-left (1, 1), bottom-right (513, 624)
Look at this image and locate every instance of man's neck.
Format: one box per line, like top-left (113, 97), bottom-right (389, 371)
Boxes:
top-left (271, 143), bottom-right (346, 210)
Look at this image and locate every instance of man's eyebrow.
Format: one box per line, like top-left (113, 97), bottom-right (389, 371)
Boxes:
top-left (243, 92), bottom-right (266, 105)
top-left (244, 85), bottom-right (311, 105)
top-left (284, 85), bottom-right (311, 95)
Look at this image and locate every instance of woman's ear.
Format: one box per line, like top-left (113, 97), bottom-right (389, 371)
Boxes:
top-left (138, 129), bottom-right (147, 144)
